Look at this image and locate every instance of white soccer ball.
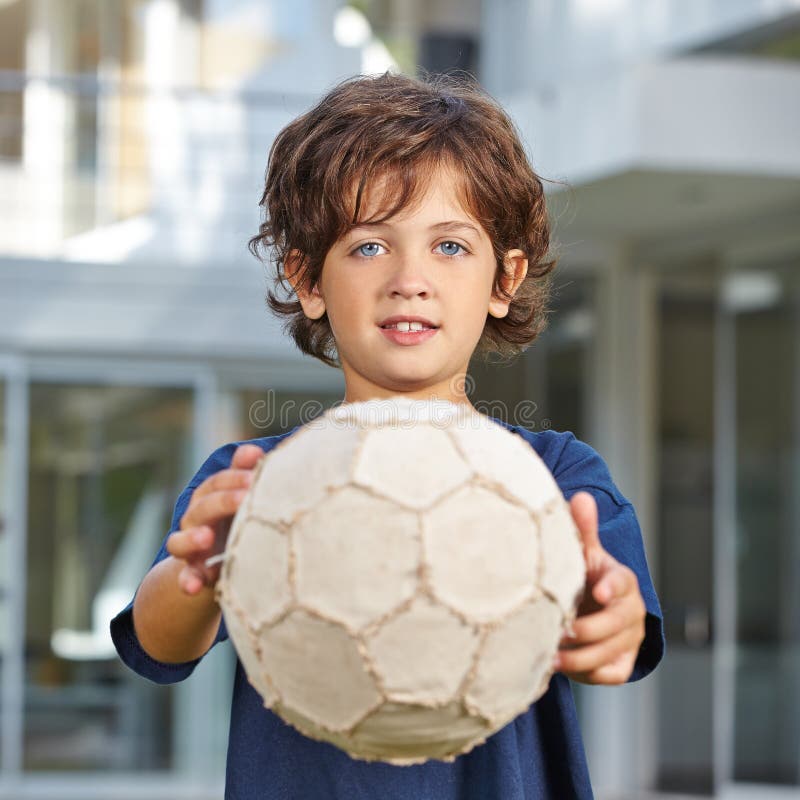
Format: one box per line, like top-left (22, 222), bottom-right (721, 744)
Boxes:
top-left (216, 397), bottom-right (585, 764)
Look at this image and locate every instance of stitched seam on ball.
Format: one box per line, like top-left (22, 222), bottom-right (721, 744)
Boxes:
top-left (219, 404), bottom-right (582, 763)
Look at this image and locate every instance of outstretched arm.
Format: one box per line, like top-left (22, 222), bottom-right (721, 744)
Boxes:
top-left (132, 444), bottom-right (263, 664)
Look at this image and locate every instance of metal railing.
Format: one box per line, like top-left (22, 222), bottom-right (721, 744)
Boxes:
top-left (0, 69), bottom-right (316, 262)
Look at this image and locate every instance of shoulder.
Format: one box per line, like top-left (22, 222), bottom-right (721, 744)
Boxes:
top-left (189, 426), bottom-right (303, 487)
top-left (170, 427), bottom-right (304, 518)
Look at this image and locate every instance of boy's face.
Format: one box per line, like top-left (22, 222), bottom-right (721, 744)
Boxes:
top-left (289, 166), bottom-right (527, 405)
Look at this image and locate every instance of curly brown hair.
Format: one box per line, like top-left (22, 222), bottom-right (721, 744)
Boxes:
top-left (248, 71), bottom-right (556, 369)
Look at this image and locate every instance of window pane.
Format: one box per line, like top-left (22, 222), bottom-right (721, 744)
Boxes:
top-left (24, 384), bottom-right (193, 772)
top-left (732, 267), bottom-right (800, 785)
top-left (535, 276), bottom-right (595, 440)
top-left (0, 0), bottom-right (26, 162)
top-left (0, 380), bottom-right (6, 765)
top-left (656, 288), bottom-right (714, 794)
top-left (238, 388), bottom-right (342, 440)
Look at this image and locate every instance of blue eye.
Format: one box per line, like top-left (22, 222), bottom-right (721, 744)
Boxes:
top-left (352, 241), bottom-right (466, 258)
top-left (355, 242), bottom-right (385, 258)
top-left (436, 241), bottom-right (466, 256)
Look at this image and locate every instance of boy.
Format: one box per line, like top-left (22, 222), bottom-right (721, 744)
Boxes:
top-left (112, 72), bottom-right (663, 799)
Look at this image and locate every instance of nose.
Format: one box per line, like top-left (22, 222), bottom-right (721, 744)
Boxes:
top-left (386, 256), bottom-right (431, 300)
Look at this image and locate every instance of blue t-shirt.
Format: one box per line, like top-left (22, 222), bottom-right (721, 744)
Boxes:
top-left (111, 420), bottom-right (664, 800)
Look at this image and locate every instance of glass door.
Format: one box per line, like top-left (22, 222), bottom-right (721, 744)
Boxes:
top-left (656, 274), bottom-right (716, 795)
top-left (0, 377), bottom-right (6, 768)
top-left (655, 260), bottom-right (800, 796)
top-left (23, 383), bottom-right (194, 771)
top-left (722, 263), bottom-right (800, 791)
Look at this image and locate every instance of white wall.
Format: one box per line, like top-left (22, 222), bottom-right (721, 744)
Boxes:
top-left (480, 4), bottom-right (800, 798)
top-left (482, 1), bottom-right (800, 188)
top-left (482, 0), bottom-right (800, 91)
top-left (502, 55), bottom-right (800, 187)
top-left (1, 0), bottom-right (363, 263)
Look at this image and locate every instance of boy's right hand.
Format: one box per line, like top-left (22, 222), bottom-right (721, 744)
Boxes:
top-left (167, 443), bottom-right (264, 596)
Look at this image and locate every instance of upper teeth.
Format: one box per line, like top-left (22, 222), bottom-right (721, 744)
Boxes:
top-left (385, 321), bottom-right (430, 331)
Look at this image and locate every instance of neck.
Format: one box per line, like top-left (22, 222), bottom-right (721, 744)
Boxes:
top-left (342, 373), bottom-right (474, 410)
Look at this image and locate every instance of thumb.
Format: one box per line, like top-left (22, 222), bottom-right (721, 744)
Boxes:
top-left (569, 491), bottom-right (601, 556)
top-left (231, 443), bottom-right (266, 470)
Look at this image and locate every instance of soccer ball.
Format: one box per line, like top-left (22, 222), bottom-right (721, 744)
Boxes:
top-left (215, 398), bottom-right (585, 764)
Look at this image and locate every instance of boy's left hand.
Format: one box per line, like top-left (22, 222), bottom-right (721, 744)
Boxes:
top-left (553, 491), bottom-right (647, 685)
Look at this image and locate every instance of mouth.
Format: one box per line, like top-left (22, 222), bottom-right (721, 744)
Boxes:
top-left (378, 319), bottom-right (440, 346)
top-left (380, 322), bottom-right (437, 332)
top-left (378, 316), bottom-right (440, 332)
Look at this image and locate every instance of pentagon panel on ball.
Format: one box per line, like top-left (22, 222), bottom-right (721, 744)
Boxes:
top-left (293, 485), bottom-right (420, 631)
top-left (423, 485), bottom-right (539, 622)
top-left (216, 396), bottom-right (585, 764)
top-left (364, 595), bottom-right (479, 704)
top-left (260, 610), bottom-right (382, 732)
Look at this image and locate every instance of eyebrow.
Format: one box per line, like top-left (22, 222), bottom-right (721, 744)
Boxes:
top-left (348, 220), bottom-right (482, 238)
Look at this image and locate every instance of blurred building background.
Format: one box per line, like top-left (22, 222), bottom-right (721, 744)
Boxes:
top-left (0, 0), bottom-right (798, 797)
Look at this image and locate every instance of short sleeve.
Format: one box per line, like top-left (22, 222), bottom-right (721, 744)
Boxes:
top-left (110, 442), bottom-right (239, 685)
top-left (549, 431), bottom-right (665, 682)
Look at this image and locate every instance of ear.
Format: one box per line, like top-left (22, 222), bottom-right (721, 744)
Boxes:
top-left (488, 249), bottom-right (528, 319)
top-left (284, 250), bottom-right (326, 320)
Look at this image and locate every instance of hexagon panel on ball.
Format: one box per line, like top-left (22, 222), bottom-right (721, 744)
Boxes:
top-left (249, 422), bottom-right (364, 526)
top-left (447, 420), bottom-right (561, 511)
top-left (349, 701), bottom-right (492, 764)
top-left (353, 424), bottom-right (472, 510)
top-left (465, 596), bottom-right (564, 725)
top-left (539, 501), bottom-right (586, 615)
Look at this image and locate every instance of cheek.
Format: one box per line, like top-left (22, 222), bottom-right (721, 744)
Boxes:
top-left (466, 268), bottom-right (498, 313)
top-left (324, 278), bottom-right (371, 333)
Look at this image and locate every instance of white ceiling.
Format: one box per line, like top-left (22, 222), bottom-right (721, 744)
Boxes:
top-left (547, 168), bottom-right (800, 249)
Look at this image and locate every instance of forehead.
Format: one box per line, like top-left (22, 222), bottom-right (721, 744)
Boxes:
top-left (349, 162), bottom-right (480, 229)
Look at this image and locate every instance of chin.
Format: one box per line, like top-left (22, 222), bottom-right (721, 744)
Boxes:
top-left (379, 370), bottom-right (439, 392)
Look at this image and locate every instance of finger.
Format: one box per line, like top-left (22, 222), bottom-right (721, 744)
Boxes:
top-left (167, 527), bottom-right (215, 559)
top-left (178, 563), bottom-right (207, 595)
top-left (555, 626), bottom-right (636, 676)
top-left (569, 491), bottom-right (601, 553)
top-left (190, 469), bottom-right (255, 501)
top-left (583, 655), bottom-right (637, 685)
top-left (231, 443), bottom-right (266, 470)
top-left (180, 489), bottom-right (248, 530)
top-left (592, 563), bottom-right (638, 606)
top-left (561, 605), bottom-right (631, 647)
top-left (562, 586), bottom-right (645, 647)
